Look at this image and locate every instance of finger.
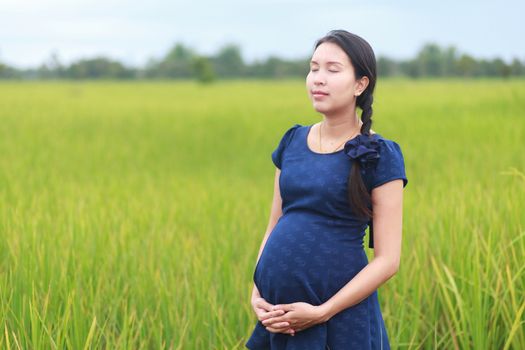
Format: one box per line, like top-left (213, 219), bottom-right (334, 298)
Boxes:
top-left (271, 321), bottom-right (290, 329)
top-left (257, 311), bottom-right (284, 322)
top-left (265, 324), bottom-right (292, 333)
top-left (261, 309), bottom-right (285, 319)
top-left (272, 303), bottom-right (294, 312)
top-left (256, 298), bottom-right (274, 311)
top-left (261, 315), bottom-right (286, 326)
top-left (259, 310), bottom-right (285, 321)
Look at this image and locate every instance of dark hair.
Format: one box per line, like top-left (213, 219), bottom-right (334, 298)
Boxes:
top-left (313, 29), bottom-right (377, 220)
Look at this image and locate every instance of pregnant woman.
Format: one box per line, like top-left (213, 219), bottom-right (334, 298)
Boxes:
top-left (245, 30), bottom-right (408, 350)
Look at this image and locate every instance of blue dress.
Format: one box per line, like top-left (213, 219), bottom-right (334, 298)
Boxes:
top-left (246, 123), bottom-right (408, 350)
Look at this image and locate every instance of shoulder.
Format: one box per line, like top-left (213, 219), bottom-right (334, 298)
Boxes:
top-left (281, 123), bottom-right (302, 135)
top-left (276, 123), bottom-right (303, 144)
top-left (373, 133), bottom-right (405, 154)
top-left (271, 123), bottom-right (303, 169)
top-left (366, 133), bottom-right (408, 189)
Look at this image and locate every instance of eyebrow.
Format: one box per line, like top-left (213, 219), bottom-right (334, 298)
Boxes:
top-left (310, 60), bottom-right (343, 66)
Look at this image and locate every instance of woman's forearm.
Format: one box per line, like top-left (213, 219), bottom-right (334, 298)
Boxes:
top-left (251, 224), bottom-right (276, 299)
top-left (251, 233), bottom-right (269, 299)
top-left (318, 256), bottom-right (398, 321)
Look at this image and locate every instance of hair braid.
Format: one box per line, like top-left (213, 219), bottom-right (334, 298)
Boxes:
top-left (358, 92), bottom-right (373, 136)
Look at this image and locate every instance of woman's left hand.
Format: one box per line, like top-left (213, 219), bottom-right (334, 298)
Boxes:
top-left (262, 302), bottom-right (328, 334)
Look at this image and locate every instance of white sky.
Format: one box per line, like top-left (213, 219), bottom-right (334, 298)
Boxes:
top-left (1, 0), bottom-right (523, 69)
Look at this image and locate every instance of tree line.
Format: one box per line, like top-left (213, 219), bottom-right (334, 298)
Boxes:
top-left (0, 42), bottom-right (523, 82)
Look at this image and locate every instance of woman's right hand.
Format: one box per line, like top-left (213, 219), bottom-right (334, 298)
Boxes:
top-left (251, 296), bottom-right (295, 336)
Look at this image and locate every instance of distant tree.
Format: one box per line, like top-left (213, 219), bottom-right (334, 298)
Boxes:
top-left (0, 62), bottom-right (7, 77)
top-left (457, 54), bottom-right (477, 77)
top-left (211, 44), bottom-right (245, 77)
top-left (377, 56), bottom-right (399, 77)
top-left (510, 58), bottom-right (524, 76)
top-left (416, 43), bottom-right (444, 76)
top-left (192, 55), bottom-right (215, 83)
top-left (0, 58), bottom-right (19, 79)
top-left (292, 58), bottom-right (311, 76)
top-left (143, 57), bottom-right (161, 78)
top-left (492, 58), bottom-right (512, 78)
top-left (37, 51), bottom-right (65, 79)
top-left (478, 59), bottom-right (500, 77)
top-left (162, 43), bottom-right (195, 78)
top-left (245, 56), bottom-right (307, 78)
top-left (442, 46), bottom-right (459, 76)
top-left (246, 58), bottom-right (267, 77)
top-left (263, 56), bottom-right (286, 77)
top-left (65, 57), bottom-right (135, 79)
top-left (399, 59), bottom-right (419, 78)
top-left (146, 43), bottom-right (196, 79)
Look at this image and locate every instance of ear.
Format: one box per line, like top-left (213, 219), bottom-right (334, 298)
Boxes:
top-left (355, 76), bottom-right (369, 96)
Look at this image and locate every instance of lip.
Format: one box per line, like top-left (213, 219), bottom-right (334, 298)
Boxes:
top-left (312, 91), bottom-right (328, 99)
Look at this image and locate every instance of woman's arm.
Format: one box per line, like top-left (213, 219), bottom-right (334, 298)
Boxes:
top-left (317, 179), bottom-right (404, 321)
top-left (251, 168), bottom-right (284, 299)
top-left (251, 168), bottom-right (297, 335)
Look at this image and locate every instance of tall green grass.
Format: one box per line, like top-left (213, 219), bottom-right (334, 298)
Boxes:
top-left (0, 79), bottom-right (523, 349)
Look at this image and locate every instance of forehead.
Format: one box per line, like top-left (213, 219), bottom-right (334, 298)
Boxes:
top-left (310, 42), bottom-right (349, 65)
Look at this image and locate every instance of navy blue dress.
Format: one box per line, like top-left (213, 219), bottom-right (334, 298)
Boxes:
top-left (246, 123), bottom-right (408, 350)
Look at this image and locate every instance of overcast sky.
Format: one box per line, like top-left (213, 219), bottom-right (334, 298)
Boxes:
top-left (1, 0), bottom-right (523, 69)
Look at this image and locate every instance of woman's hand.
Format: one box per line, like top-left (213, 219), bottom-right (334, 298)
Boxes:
top-left (262, 302), bottom-right (328, 333)
top-left (251, 297), bottom-right (296, 336)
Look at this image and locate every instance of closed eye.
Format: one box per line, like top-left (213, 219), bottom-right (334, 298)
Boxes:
top-left (309, 68), bottom-right (339, 73)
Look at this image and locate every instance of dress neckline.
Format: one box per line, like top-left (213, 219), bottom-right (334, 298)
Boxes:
top-left (304, 123), bottom-right (379, 155)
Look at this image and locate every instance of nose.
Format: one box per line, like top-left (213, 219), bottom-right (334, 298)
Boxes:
top-left (313, 73), bottom-right (326, 86)
top-left (314, 78), bottom-right (325, 86)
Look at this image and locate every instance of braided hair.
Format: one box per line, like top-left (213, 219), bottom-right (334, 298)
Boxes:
top-left (313, 30), bottom-right (377, 220)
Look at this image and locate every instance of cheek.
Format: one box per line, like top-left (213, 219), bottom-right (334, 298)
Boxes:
top-left (305, 73), bottom-right (313, 85)
top-left (333, 74), bottom-right (352, 87)
top-left (329, 78), bottom-right (351, 95)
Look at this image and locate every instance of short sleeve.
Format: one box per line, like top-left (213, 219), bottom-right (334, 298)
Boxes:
top-left (271, 124), bottom-right (301, 169)
top-left (368, 139), bottom-right (408, 190)
top-left (366, 139), bottom-right (408, 249)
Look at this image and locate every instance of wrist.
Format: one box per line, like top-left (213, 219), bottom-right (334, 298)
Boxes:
top-left (251, 285), bottom-right (260, 297)
top-left (317, 302), bottom-right (335, 322)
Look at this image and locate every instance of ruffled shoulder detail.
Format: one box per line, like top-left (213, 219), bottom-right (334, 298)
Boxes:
top-left (343, 133), bottom-right (381, 169)
top-left (271, 123), bottom-right (302, 169)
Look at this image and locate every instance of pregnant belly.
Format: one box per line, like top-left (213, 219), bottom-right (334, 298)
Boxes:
top-left (253, 212), bottom-right (369, 304)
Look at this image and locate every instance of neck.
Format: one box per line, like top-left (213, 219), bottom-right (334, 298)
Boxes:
top-left (320, 109), bottom-right (362, 138)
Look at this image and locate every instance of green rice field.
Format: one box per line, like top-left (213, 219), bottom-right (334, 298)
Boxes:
top-left (0, 79), bottom-right (524, 349)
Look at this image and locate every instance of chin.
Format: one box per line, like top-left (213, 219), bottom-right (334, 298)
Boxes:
top-left (312, 103), bottom-right (332, 114)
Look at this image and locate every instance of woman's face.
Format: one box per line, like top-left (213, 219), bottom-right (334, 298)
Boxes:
top-left (306, 42), bottom-right (366, 115)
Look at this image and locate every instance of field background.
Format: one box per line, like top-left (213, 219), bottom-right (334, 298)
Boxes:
top-left (0, 79), bottom-right (524, 349)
